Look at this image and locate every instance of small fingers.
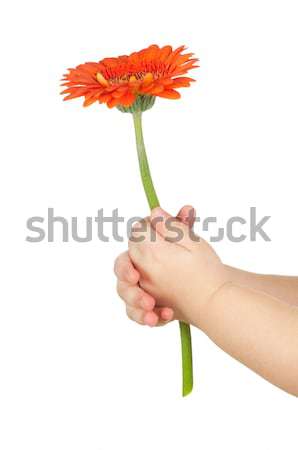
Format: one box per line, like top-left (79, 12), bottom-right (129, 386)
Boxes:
top-left (117, 281), bottom-right (155, 310)
top-left (114, 251), bottom-right (140, 284)
top-left (126, 306), bottom-right (159, 327)
top-left (144, 311), bottom-right (159, 327)
top-left (158, 307), bottom-right (175, 322)
top-left (144, 307), bottom-right (174, 327)
top-left (126, 305), bottom-right (174, 327)
top-left (126, 306), bottom-right (146, 325)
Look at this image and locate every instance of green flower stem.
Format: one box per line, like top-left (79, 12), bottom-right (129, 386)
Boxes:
top-left (132, 111), bottom-right (193, 397)
top-left (179, 321), bottom-right (193, 396)
top-left (132, 111), bottom-right (159, 210)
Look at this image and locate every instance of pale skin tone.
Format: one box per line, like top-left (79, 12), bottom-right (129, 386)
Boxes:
top-left (114, 206), bottom-right (298, 396)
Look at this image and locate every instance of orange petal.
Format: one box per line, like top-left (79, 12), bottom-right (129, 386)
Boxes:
top-left (173, 65), bottom-right (199, 77)
top-left (172, 76), bottom-right (195, 83)
top-left (112, 86), bottom-right (129, 98)
top-left (98, 93), bottom-right (112, 103)
top-left (170, 77), bottom-right (195, 88)
top-left (159, 45), bottom-right (173, 61)
top-left (149, 84), bottom-right (164, 94)
top-left (157, 89), bottom-right (181, 99)
top-left (107, 97), bottom-right (120, 108)
top-left (165, 45), bottom-right (186, 65)
top-left (139, 84), bottom-right (154, 95)
top-left (140, 78), bottom-right (157, 92)
top-left (160, 78), bottom-right (174, 86)
top-left (105, 85), bottom-right (122, 93)
top-left (62, 88), bottom-right (88, 100)
top-left (83, 94), bottom-right (99, 107)
top-left (119, 91), bottom-right (136, 106)
top-left (174, 53), bottom-right (194, 66)
top-left (145, 44), bottom-right (159, 60)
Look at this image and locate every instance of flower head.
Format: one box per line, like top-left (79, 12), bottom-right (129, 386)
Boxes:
top-left (61, 45), bottom-right (198, 111)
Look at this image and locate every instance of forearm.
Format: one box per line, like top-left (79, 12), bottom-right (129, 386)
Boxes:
top-left (225, 265), bottom-right (298, 306)
top-left (195, 283), bottom-right (298, 396)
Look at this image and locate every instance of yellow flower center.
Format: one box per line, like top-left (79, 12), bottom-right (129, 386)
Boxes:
top-left (97, 71), bottom-right (154, 86)
top-left (96, 72), bottom-right (109, 87)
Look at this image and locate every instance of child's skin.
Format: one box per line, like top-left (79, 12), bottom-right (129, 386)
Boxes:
top-left (114, 206), bottom-right (298, 396)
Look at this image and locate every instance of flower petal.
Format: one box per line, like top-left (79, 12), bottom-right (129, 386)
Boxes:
top-left (170, 77), bottom-right (195, 88)
top-left (83, 93), bottom-right (99, 107)
top-left (111, 86), bottom-right (129, 98)
top-left (159, 45), bottom-right (172, 61)
top-left (119, 91), bottom-right (136, 107)
top-left (156, 89), bottom-right (181, 99)
top-left (107, 97), bottom-right (121, 108)
top-left (62, 87), bottom-right (89, 100)
top-left (98, 93), bottom-right (112, 103)
top-left (149, 84), bottom-right (165, 94)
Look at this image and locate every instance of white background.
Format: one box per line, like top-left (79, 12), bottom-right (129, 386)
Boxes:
top-left (1, 0), bottom-right (297, 449)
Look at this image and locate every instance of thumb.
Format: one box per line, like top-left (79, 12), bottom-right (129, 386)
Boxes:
top-left (177, 205), bottom-right (196, 228)
top-left (150, 207), bottom-right (193, 249)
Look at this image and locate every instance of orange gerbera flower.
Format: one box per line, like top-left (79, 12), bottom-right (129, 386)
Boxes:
top-left (61, 44), bottom-right (199, 109)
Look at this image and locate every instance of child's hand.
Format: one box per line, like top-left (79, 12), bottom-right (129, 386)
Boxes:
top-left (114, 205), bottom-right (195, 327)
top-left (115, 207), bottom-right (298, 396)
top-left (128, 207), bottom-right (228, 326)
top-left (115, 206), bottom-right (228, 327)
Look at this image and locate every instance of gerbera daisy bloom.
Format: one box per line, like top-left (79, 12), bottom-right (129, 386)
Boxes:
top-left (61, 44), bottom-right (199, 109)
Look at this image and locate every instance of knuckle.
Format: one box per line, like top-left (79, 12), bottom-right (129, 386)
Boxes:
top-left (124, 287), bottom-right (141, 306)
top-left (116, 281), bottom-right (125, 299)
top-left (128, 245), bottom-right (142, 262)
top-left (114, 254), bottom-right (131, 281)
top-left (131, 288), bottom-right (142, 304)
top-left (126, 306), bottom-right (135, 321)
top-left (113, 254), bottom-right (122, 276)
top-left (126, 306), bottom-right (144, 325)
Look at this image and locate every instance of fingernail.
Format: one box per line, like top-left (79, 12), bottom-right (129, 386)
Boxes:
top-left (144, 312), bottom-right (158, 327)
top-left (132, 221), bottom-right (142, 230)
top-left (162, 308), bottom-right (173, 321)
top-left (186, 207), bottom-right (195, 224)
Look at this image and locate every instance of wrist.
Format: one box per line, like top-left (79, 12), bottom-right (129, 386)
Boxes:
top-left (183, 265), bottom-right (231, 329)
top-left (201, 279), bottom-right (261, 336)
